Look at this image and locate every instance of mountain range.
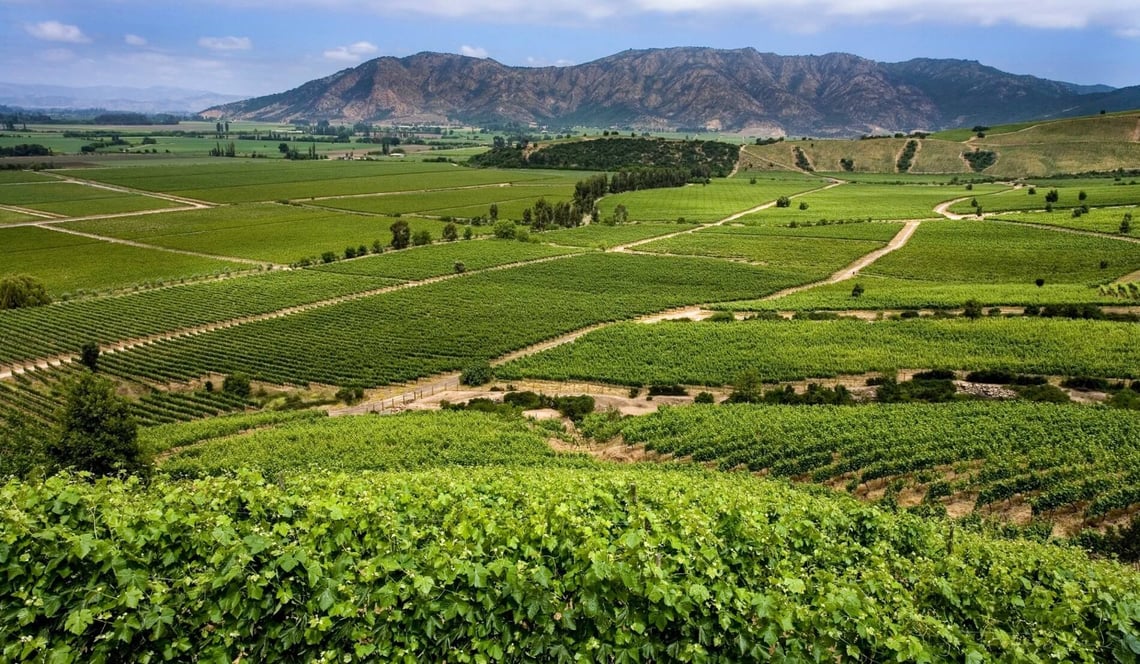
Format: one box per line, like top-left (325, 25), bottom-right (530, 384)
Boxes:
top-left (203, 47), bottom-right (1140, 136)
top-left (0, 83), bottom-right (244, 115)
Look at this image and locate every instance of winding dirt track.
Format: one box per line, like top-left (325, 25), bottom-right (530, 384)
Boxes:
top-left (751, 220), bottom-right (921, 302)
top-left (612, 179), bottom-right (846, 252)
top-left (335, 182), bottom-right (859, 414)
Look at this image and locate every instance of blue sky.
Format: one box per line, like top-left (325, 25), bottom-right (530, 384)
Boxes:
top-left (3, 0), bottom-right (1140, 96)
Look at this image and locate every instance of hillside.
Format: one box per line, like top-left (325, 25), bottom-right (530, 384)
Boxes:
top-left (202, 47), bottom-right (1138, 137)
top-left (741, 110), bottom-right (1140, 177)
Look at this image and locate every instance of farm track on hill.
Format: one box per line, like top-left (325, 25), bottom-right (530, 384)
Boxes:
top-left (612, 179), bottom-right (845, 252)
top-left (746, 220), bottom-right (921, 302)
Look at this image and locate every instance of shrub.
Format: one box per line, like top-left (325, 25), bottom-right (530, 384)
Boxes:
top-left (0, 274), bottom-right (52, 310)
top-left (46, 373), bottom-right (147, 477)
top-left (694, 392), bottom-right (715, 404)
top-left (222, 373), bottom-right (252, 399)
top-left (460, 361), bottom-right (494, 386)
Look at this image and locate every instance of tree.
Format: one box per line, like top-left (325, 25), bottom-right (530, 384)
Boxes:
top-left (412, 230), bottom-right (432, 246)
top-left (1122, 213), bottom-right (1133, 235)
top-left (278, 142), bottom-right (290, 154)
top-left (223, 373), bottom-right (252, 399)
top-left (372, 239), bottom-right (384, 254)
top-left (46, 373), bottom-right (147, 477)
top-left (851, 283), bottom-right (864, 298)
top-left (80, 342), bottom-right (100, 372)
top-left (489, 203), bottom-right (499, 222)
top-left (390, 219), bottom-right (411, 249)
top-left (1078, 190), bottom-right (1088, 201)
top-left (775, 196), bottom-right (791, 208)
top-left (1035, 278), bottom-right (1046, 288)
top-left (611, 204), bottom-right (629, 224)
top-left (454, 261), bottom-right (466, 274)
top-left (962, 299), bottom-right (983, 319)
top-left (463, 226), bottom-right (474, 240)
top-left (442, 222), bottom-right (459, 242)
top-left (726, 368), bottom-right (763, 403)
top-left (0, 275), bottom-right (52, 310)
top-left (0, 414), bottom-right (50, 479)
top-left (493, 220), bottom-right (516, 240)
top-left (460, 361), bottom-right (493, 386)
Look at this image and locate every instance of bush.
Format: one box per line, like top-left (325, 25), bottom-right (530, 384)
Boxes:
top-left (706, 311), bottom-right (735, 323)
top-left (1061, 376), bottom-right (1110, 391)
top-left (0, 274), bottom-right (52, 310)
top-left (962, 299), bottom-right (983, 319)
top-left (1017, 384), bottom-right (1071, 403)
top-left (912, 370), bottom-right (955, 381)
top-left (492, 220), bottom-right (516, 239)
top-left (0, 414), bottom-right (50, 479)
top-left (648, 384), bottom-right (688, 396)
top-left (694, 392), bottom-right (715, 404)
top-left (460, 361), bottom-right (494, 386)
top-left (336, 385), bottom-right (366, 405)
top-left (411, 230), bottom-right (432, 246)
top-left (80, 342), bottom-right (100, 372)
top-left (46, 373), bottom-right (147, 477)
top-left (223, 373), bottom-right (252, 399)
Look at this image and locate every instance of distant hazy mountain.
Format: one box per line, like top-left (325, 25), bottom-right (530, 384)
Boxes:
top-left (202, 47), bottom-right (1133, 136)
top-left (0, 83), bottom-right (244, 114)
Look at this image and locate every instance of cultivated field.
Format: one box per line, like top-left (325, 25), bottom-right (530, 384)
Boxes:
top-left (3, 129), bottom-right (1140, 660)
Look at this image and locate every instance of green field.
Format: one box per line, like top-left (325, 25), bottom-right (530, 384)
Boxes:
top-left (994, 206), bottom-right (1138, 236)
top-left (66, 161), bottom-right (578, 204)
top-left (538, 222), bottom-right (687, 248)
top-left (950, 183), bottom-right (1140, 214)
top-left (0, 225), bottom-right (248, 296)
top-left (737, 276), bottom-right (1125, 310)
top-left (597, 175), bottom-right (823, 223)
top-left (498, 317), bottom-right (1140, 386)
top-left (866, 220), bottom-right (1140, 284)
top-left (312, 238), bottom-right (585, 281)
top-left (63, 203), bottom-right (432, 265)
top-left (162, 410), bottom-right (592, 475)
top-left (8, 461), bottom-right (1137, 662)
top-left (0, 209), bottom-right (37, 225)
top-left (741, 182), bottom-right (1007, 223)
top-left (312, 183), bottom-right (575, 218)
top-left (0, 170), bottom-right (56, 184)
top-left (604, 401), bottom-right (1140, 523)
top-left (635, 231), bottom-right (885, 276)
top-left (6, 136), bottom-right (1140, 662)
top-left (99, 254), bottom-right (807, 387)
top-left (0, 269), bottom-right (399, 366)
top-left (0, 181), bottom-right (179, 216)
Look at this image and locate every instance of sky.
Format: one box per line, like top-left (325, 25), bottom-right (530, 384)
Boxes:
top-left (3, 0), bottom-right (1140, 98)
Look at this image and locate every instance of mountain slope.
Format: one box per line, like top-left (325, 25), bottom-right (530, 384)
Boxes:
top-left (203, 47), bottom-right (1129, 136)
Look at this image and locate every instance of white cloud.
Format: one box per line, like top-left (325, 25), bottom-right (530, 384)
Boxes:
top-left (323, 41), bottom-right (379, 62)
top-left (204, 0), bottom-right (1140, 34)
top-left (525, 56), bottom-right (575, 67)
top-left (198, 36), bottom-right (253, 51)
top-left (1117, 27), bottom-right (1140, 39)
top-left (124, 34), bottom-right (148, 47)
top-left (24, 20), bottom-right (90, 43)
top-left (459, 44), bottom-right (488, 58)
